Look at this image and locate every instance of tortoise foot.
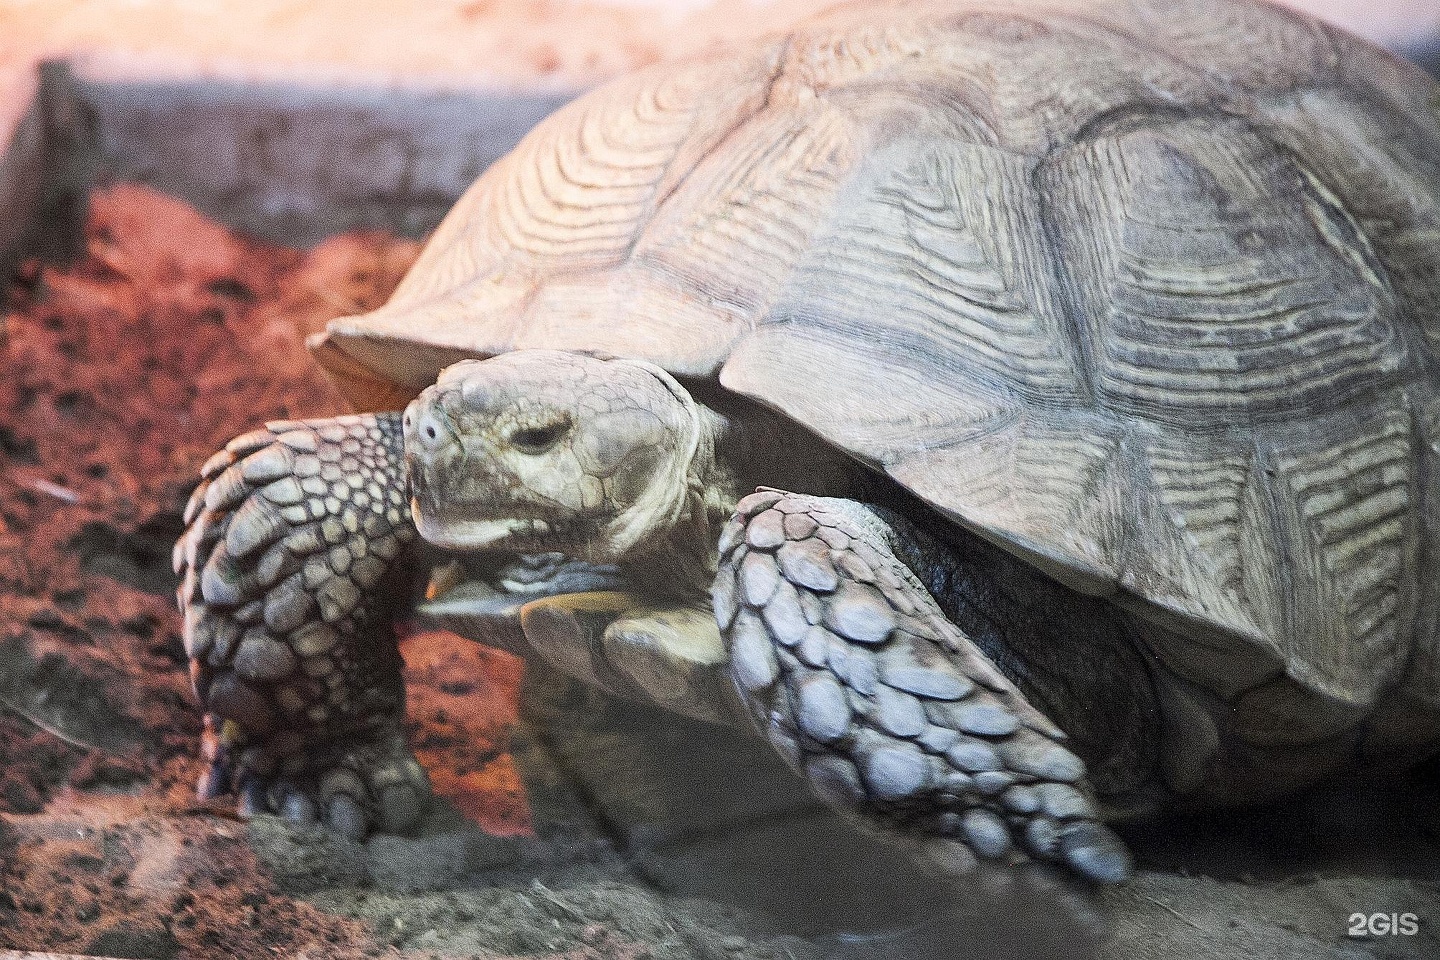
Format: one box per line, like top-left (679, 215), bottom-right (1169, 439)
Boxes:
top-left (201, 718), bottom-right (430, 838)
top-left (714, 490), bottom-right (1132, 885)
top-left (177, 413), bottom-right (423, 838)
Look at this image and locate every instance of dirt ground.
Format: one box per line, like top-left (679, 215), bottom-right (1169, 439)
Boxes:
top-left (1, 183), bottom-right (1439, 960)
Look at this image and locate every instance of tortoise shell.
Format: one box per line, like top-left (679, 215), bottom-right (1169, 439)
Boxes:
top-left (314, 0), bottom-right (1440, 716)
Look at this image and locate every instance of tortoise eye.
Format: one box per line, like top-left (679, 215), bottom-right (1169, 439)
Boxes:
top-left (508, 419), bottom-right (571, 454)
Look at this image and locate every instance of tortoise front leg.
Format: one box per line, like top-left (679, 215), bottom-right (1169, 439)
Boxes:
top-left (716, 491), bottom-right (1132, 884)
top-left (174, 412), bottom-right (426, 838)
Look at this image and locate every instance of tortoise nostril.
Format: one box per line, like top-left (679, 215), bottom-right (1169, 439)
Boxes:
top-left (413, 408), bottom-right (452, 449)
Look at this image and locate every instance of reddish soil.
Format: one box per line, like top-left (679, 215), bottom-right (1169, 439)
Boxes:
top-left (0, 182), bottom-right (531, 955)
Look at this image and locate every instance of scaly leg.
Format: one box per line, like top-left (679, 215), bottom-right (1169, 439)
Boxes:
top-left (175, 413), bottom-right (425, 838)
top-left (714, 491), bottom-right (1132, 884)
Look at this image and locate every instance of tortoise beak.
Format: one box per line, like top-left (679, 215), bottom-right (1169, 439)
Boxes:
top-left (412, 515), bottom-right (554, 552)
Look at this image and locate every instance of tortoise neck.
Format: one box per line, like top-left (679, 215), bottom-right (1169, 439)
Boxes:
top-left (622, 405), bottom-right (739, 599)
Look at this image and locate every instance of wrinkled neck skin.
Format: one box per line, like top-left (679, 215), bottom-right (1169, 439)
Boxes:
top-left (618, 399), bottom-right (874, 601)
top-left (620, 404), bottom-right (739, 601)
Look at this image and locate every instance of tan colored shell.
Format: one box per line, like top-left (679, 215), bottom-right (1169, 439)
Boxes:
top-left (317, 0), bottom-right (1440, 718)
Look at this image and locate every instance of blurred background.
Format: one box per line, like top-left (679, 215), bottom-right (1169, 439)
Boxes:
top-left (1, 0), bottom-right (1438, 87)
top-left (1283, 0), bottom-right (1440, 64)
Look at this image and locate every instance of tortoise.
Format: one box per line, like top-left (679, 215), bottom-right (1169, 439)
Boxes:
top-left (175, 0), bottom-right (1440, 887)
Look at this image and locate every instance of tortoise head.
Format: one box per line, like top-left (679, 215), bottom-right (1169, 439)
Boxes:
top-left (403, 350), bottom-right (706, 561)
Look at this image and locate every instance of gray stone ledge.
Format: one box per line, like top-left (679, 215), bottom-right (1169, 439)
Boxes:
top-left (0, 53), bottom-right (582, 276)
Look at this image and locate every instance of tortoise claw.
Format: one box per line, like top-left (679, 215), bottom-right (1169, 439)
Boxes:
top-left (276, 782), bottom-right (318, 826)
top-left (199, 722), bottom-right (431, 840)
top-left (1057, 821), bottom-right (1133, 884)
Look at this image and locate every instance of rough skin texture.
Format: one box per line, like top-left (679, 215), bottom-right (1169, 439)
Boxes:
top-left (405, 351), bottom-right (725, 593)
top-left (390, 352), bottom-right (1135, 882)
top-left (176, 412), bottom-right (429, 838)
top-left (716, 490), bottom-right (1132, 883)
